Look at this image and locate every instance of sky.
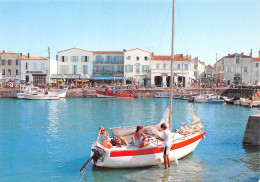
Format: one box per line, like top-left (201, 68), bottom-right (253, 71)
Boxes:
top-left (0, 0), bottom-right (259, 65)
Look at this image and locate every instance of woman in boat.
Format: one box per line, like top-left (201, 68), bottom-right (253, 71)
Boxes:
top-left (134, 126), bottom-right (149, 148)
top-left (98, 127), bottom-right (112, 149)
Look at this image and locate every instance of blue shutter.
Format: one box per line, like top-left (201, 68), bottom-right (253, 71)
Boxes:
top-left (84, 65), bottom-right (88, 74)
top-left (75, 65), bottom-right (77, 74)
top-left (125, 65), bottom-right (127, 72)
top-left (142, 65), bottom-right (144, 72)
top-left (59, 65), bottom-right (62, 73)
top-left (66, 65), bottom-right (69, 73)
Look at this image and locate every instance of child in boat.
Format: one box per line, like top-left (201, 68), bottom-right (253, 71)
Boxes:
top-left (98, 127), bottom-right (112, 149)
top-left (157, 123), bottom-right (171, 169)
top-left (134, 126), bottom-right (149, 148)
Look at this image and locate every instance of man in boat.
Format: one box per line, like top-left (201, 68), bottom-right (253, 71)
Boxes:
top-left (98, 127), bottom-right (112, 149)
top-left (134, 126), bottom-right (149, 148)
top-left (157, 123), bottom-right (171, 169)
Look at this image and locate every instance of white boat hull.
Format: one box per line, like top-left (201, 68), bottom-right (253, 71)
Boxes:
top-left (96, 93), bottom-right (114, 98)
top-left (91, 132), bottom-right (205, 168)
top-left (24, 93), bottom-right (60, 100)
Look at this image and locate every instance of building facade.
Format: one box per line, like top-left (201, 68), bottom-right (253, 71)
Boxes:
top-left (0, 51), bottom-right (20, 82)
top-left (252, 57), bottom-right (260, 84)
top-left (56, 48), bottom-right (93, 80)
top-left (215, 53), bottom-right (257, 85)
top-left (150, 53), bottom-right (196, 88)
top-left (124, 48), bottom-right (151, 86)
top-left (20, 53), bottom-right (54, 83)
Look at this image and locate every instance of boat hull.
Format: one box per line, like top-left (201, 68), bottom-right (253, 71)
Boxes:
top-left (24, 94), bottom-right (60, 100)
top-left (207, 100), bottom-right (224, 104)
top-left (92, 132), bottom-right (205, 168)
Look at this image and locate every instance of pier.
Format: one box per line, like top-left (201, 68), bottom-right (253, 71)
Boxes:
top-left (243, 114), bottom-right (260, 146)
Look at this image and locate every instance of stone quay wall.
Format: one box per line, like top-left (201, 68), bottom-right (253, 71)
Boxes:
top-left (242, 114), bottom-right (260, 146)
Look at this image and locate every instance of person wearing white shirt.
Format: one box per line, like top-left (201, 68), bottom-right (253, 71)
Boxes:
top-left (157, 123), bottom-right (172, 169)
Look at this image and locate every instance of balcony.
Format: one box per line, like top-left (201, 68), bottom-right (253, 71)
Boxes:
top-left (94, 60), bottom-right (124, 64)
top-left (93, 70), bottom-right (123, 76)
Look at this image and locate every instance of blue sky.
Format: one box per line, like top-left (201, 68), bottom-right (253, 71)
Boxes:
top-left (0, 0), bottom-right (259, 65)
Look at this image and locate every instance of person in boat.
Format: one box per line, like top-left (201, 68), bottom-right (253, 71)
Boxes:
top-left (134, 126), bottom-right (149, 148)
top-left (157, 123), bottom-right (171, 169)
top-left (98, 127), bottom-right (112, 149)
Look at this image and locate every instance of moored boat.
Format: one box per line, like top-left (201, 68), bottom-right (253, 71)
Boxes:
top-left (96, 88), bottom-right (134, 98)
top-left (50, 89), bottom-right (68, 98)
top-left (24, 91), bottom-right (60, 100)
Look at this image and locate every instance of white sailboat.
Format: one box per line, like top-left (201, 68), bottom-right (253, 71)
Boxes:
top-left (80, 0), bottom-right (205, 172)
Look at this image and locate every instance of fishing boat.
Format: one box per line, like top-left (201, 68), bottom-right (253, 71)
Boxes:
top-left (96, 87), bottom-right (134, 98)
top-left (80, 0), bottom-right (205, 172)
top-left (15, 85), bottom-right (41, 99)
top-left (155, 93), bottom-right (170, 98)
top-left (24, 90), bottom-right (60, 100)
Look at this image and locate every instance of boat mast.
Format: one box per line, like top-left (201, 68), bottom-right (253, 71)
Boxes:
top-left (169, 0), bottom-right (175, 131)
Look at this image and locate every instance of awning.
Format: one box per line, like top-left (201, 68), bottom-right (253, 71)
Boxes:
top-left (80, 74), bottom-right (90, 79)
top-left (143, 77), bottom-right (150, 80)
top-left (126, 77), bottom-right (133, 81)
top-left (64, 74), bottom-right (81, 79)
top-left (90, 76), bottom-right (124, 80)
top-left (51, 74), bottom-right (63, 79)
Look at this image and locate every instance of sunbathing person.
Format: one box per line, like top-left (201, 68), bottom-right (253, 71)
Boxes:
top-left (98, 127), bottom-right (112, 149)
top-left (134, 126), bottom-right (149, 148)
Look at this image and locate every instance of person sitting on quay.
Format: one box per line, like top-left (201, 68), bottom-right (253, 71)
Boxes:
top-left (134, 126), bottom-right (149, 148)
top-left (98, 126), bottom-right (112, 149)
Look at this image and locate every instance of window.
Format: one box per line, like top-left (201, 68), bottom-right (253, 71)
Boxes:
top-left (2, 69), bottom-right (5, 75)
top-left (96, 56), bottom-right (103, 61)
top-left (178, 64), bottom-right (181, 70)
top-left (136, 65), bottom-right (140, 73)
top-left (84, 65), bottom-right (88, 74)
top-left (59, 65), bottom-right (69, 74)
top-left (136, 56), bottom-right (139, 61)
top-left (8, 69), bottom-right (11, 76)
top-left (163, 63), bottom-right (167, 69)
top-left (26, 63), bottom-right (28, 70)
top-left (256, 71), bottom-right (258, 77)
top-left (144, 56), bottom-right (148, 61)
top-left (256, 63), bottom-right (259, 67)
top-left (71, 56), bottom-right (79, 62)
top-left (61, 56), bottom-right (65, 62)
top-left (156, 63), bottom-right (160, 69)
top-left (125, 65), bottom-right (133, 72)
top-left (126, 56), bottom-right (131, 60)
top-left (235, 54), bottom-right (240, 63)
top-left (185, 64), bottom-right (188, 70)
top-left (73, 65), bottom-right (77, 74)
top-left (142, 65), bottom-right (150, 72)
top-left (2, 60), bottom-right (5, 65)
top-left (16, 69), bottom-right (18, 75)
top-left (244, 67), bottom-right (248, 72)
top-left (8, 60), bottom-right (12, 65)
top-left (81, 56), bottom-right (89, 62)
top-left (16, 59), bottom-right (18, 65)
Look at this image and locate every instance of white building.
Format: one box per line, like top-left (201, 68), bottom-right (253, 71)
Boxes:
top-left (56, 48), bottom-right (93, 80)
top-left (252, 57), bottom-right (260, 84)
top-left (20, 53), bottom-right (56, 83)
top-left (150, 53), bottom-right (196, 87)
top-left (215, 53), bottom-right (255, 85)
top-left (124, 48), bottom-right (151, 86)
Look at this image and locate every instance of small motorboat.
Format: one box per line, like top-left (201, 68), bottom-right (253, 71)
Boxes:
top-left (24, 90), bottom-right (60, 100)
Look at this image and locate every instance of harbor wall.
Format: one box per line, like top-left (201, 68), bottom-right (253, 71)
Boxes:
top-left (0, 88), bottom-right (252, 98)
top-left (242, 114), bottom-right (260, 146)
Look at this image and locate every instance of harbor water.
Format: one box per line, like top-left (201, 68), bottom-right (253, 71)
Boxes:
top-left (0, 98), bottom-right (259, 181)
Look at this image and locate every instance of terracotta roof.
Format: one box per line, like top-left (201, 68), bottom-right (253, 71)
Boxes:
top-left (57, 47), bottom-right (90, 53)
top-left (0, 51), bottom-right (13, 54)
top-left (93, 51), bottom-right (124, 54)
top-left (151, 54), bottom-right (189, 61)
top-left (252, 57), bottom-right (260, 61)
top-left (20, 54), bottom-right (48, 60)
top-left (206, 65), bottom-right (214, 70)
top-left (224, 53), bottom-right (251, 58)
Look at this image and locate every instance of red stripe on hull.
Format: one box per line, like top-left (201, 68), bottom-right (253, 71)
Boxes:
top-left (110, 132), bottom-right (205, 157)
top-left (96, 90), bottom-right (134, 98)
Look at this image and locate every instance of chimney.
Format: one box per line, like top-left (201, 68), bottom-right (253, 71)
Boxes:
top-left (180, 54), bottom-right (183, 58)
top-left (189, 55), bottom-right (191, 59)
top-left (228, 54), bottom-right (230, 56)
top-left (27, 53), bottom-right (30, 58)
top-left (123, 49), bottom-right (126, 52)
top-left (249, 49), bottom-right (252, 57)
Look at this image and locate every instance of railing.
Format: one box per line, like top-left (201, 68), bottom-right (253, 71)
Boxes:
top-left (94, 60), bottom-right (124, 64)
top-left (93, 70), bottom-right (123, 76)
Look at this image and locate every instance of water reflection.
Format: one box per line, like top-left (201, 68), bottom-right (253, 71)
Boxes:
top-left (242, 145), bottom-right (260, 173)
top-left (90, 154), bottom-right (207, 182)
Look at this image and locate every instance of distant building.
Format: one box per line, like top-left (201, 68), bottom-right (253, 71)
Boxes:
top-left (124, 48), bottom-right (151, 86)
top-left (0, 50), bottom-right (20, 82)
top-left (92, 50), bottom-right (124, 83)
top-left (204, 65), bottom-right (214, 83)
top-left (150, 53), bottom-right (196, 87)
top-left (252, 56), bottom-right (260, 84)
top-left (56, 48), bottom-right (93, 81)
top-left (215, 52), bottom-right (256, 85)
top-left (20, 53), bottom-right (56, 83)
